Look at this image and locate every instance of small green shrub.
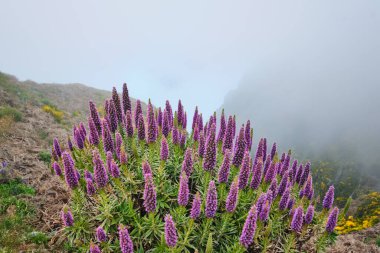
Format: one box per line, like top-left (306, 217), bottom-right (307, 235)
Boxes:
top-left (38, 151), bottom-right (52, 164)
top-left (0, 106), bottom-right (22, 122)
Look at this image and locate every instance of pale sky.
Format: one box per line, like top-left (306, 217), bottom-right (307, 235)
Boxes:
top-left (1, 0), bottom-right (379, 120)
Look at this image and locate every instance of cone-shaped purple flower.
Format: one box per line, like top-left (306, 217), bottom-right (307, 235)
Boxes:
top-left (134, 100), bottom-right (142, 128)
top-left (110, 161), bottom-right (120, 178)
top-left (253, 138), bottom-right (264, 166)
top-left (278, 171), bottom-right (289, 196)
top-left (106, 151), bottom-right (113, 173)
top-left (203, 123), bottom-right (217, 171)
top-left (177, 172), bottom-right (189, 206)
top-left (290, 160), bottom-right (298, 183)
top-left (262, 138), bottom-right (267, 162)
top-left (259, 200), bottom-right (271, 221)
top-left (146, 101), bottom-right (157, 143)
top-left (165, 100), bottom-right (173, 128)
top-left (205, 180), bottom-right (218, 218)
top-left (182, 111), bottom-right (187, 130)
top-left (137, 114), bottom-right (145, 141)
top-left (295, 164), bottom-right (303, 184)
top-left (164, 214), bottom-right (178, 248)
top-left (279, 186), bottom-right (290, 210)
top-left (226, 179), bottom-right (239, 213)
top-left (93, 150), bottom-right (108, 188)
top-left (53, 138), bottom-right (62, 158)
top-left (179, 131), bottom-right (186, 148)
top-left (119, 225), bottom-right (134, 253)
top-left (74, 128), bottom-right (84, 149)
top-left (52, 162), bottom-right (62, 176)
top-left (157, 107), bottom-right (163, 127)
top-left (193, 124), bottom-right (199, 141)
top-left (104, 100), bottom-right (110, 115)
top-left (291, 207), bottom-right (304, 232)
top-left (142, 161), bottom-right (152, 177)
top-left (86, 178), bottom-right (96, 196)
top-left (177, 100), bottom-right (183, 127)
top-left (115, 132), bottom-right (123, 159)
top-left (84, 170), bottom-right (93, 180)
top-left (67, 136), bottom-right (73, 151)
top-left (244, 120), bottom-right (251, 149)
top-left (62, 152), bottom-right (79, 189)
top-left (192, 106), bottom-right (199, 130)
top-left (108, 101), bottom-right (118, 133)
top-left (198, 114), bottom-right (203, 131)
top-left (256, 193), bottom-right (267, 215)
top-left (270, 142), bottom-right (277, 161)
top-left (88, 117), bottom-right (100, 145)
top-left (61, 207), bottom-right (74, 227)
top-left (172, 127), bottom-right (179, 145)
top-left (323, 185), bottom-right (335, 209)
top-left (250, 159), bottom-right (263, 189)
top-left (198, 132), bottom-right (205, 158)
top-left (218, 149), bottom-right (232, 183)
top-left (89, 101), bottom-right (102, 135)
top-left (222, 116), bottom-right (234, 153)
top-left (102, 120), bottom-right (114, 153)
top-left (304, 205), bottom-right (314, 224)
top-left (90, 243), bottom-right (101, 253)
top-left (269, 178), bottom-right (278, 198)
top-left (239, 205), bottom-right (258, 248)
top-left (160, 137), bottom-right (169, 161)
top-left (120, 148), bottom-right (127, 165)
top-left (124, 110), bottom-right (134, 137)
top-left (302, 176), bottom-right (313, 200)
top-left (162, 110), bottom-right (170, 137)
top-left (190, 192), bottom-right (201, 219)
top-left (96, 226), bottom-right (107, 242)
top-left (238, 151), bottom-right (251, 189)
top-left (287, 198), bottom-right (295, 210)
top-left (181, 148), bottom-right (193, 177)
top-left (300, 162), bottom-right (310, 186)
top-left (326, 207), bottom-right (339, 233)
top-left (122, 83), bottom-right (131, 114)
top-left (112, 87), bottom-right (123, 123)
top-left (143, 174), bottom-right (156, 213)
top-left (217, 109), bottom-right (226, 143)
top-left (264, 162), bottom-right (276, 183)
top-left (232, 126), bottom-right (246, 167)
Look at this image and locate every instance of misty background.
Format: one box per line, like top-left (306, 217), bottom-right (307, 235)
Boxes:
top-left (1, 1), bottom-right (379, 184)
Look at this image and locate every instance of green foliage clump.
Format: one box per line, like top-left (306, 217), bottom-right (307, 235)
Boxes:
top-left (0, 106), bottom-right (23, 122)
top-left (38, 151), bottom-right (52, 164)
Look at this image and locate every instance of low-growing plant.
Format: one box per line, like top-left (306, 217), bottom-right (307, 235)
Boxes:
top-left (50, 85), bottom-right (340, 252)
top-left (0, 106), bottom-right (23, 122)
top-left (38, 151), bottom-right (52, 164)
top-left (42, 104), bottom-right (64, 123)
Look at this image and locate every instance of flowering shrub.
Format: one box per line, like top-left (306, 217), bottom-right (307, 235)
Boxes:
top-left (50, 85), bottom-right (339, 252)
top-left (42, 104), bottom-right (64, 122)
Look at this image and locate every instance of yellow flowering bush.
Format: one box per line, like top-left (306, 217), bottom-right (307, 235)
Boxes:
top-left (42, 104), bottom-right (64, 122)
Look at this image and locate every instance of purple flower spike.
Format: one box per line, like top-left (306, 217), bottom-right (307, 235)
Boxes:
top-left (205, 180), bottom-right (218, 218)
top-left (278, 171), bottom-right (289, 196)
top-left (302, 176), bottom-right (313, 200)
top-left (88, 117), bottom-right (100, 145)
top-left (74, 128), bottom-right (84, 149)
top-left (250, 159), bottom-right (263, 189)
top-left (218, 149), bottom-right (232, 183)
top-left (300, 161), bottom-right (311, 186)
top-left (142, 161), bottom-right (152, 177)
top-left (269, 178), bottom-right (278, 198)
top-left (112, 87), bottom-right (122, 123)
top-left (52, 162), bottom-right (62, 176)
top-left (110, 161), bottom-right (120, 178)
top-left (295, 164), bottom-right (303, 184)
top-left (287, 198), bottom-right (295, 210)
top-left (326, 207), bottom-right (339, 233)
top-left (119, 225), bottom-right (134, 253)
top-left (115, 133), bottom-right (122, 159)
top-left (162, 109), bottom-right (170, 137)
top-left (180, 131), bottom-right (186, 148)
top-left (106, 151), bottom-right (113, 173)
top-left (193, 124), bottom-right (199, 141)
top-left (190, 192), bottom-right (201, 219)
top-left (53, 138), bottom-right (62, 158)
top-left (226, 179), bottom-right (239, 213)
top-left (262, 138), bottom-right (267, 162)
top-left (93, 150), bottom-right (108, 188)
top-left (86, 178), bottom-right (96, 196)
top-left (290, 160), bottom-right (298, 183)
top-left (259, 200), bottom-right (271, 221)
top-left (291, 207), bottom-right (304, 232)
top-left (143, 174), bottom-right (157, 213)
top-left (120, 148), bottom-right (128, 165)
top-left (125, 110), bottom-right (134, 137)
top-left (96, 226), bottom-right (107, 242)
top-left (108, 101), bottom-right (118, 133)
top-left (198, 114), bottom-right (203, 131)
top-left (157, 107), bottom-right (163, 127)
top-left (84, 170), bottom-right (93, 180)
top-left (217, 109), bottom-right (226, 143)
top-left (164, 214), bottom-right (178, 248)
top-left (61, 207), bottom-right (74, 227)
top-left (264, 162), bottom-right (276, 183)
top-left (146, 101), bottom-right (157, 143)
top-left (102, 120), bottom-right (114, 153)
top-left (67, 136), bottom-right (73, 151)
top-left (122, 83), bottom-right (131, 114)
top-left (177, 100), bottom-right (183, 127)
top-left (240, 205), bottom-right (258, 248)
top-left (222, 116), bottom-right (234, 153)
top-left (244, 120), bottom-right (251, 150)
top-left (181, 148), bottom-right (193, 177)
top-left (304, 205), bottom-right (314, 224)
top-left (137, 114), bottom-right (146, 141)
top-left (160, 137), bottom-right (170, 161)
top-left (192, 106), bottom-right (199, 130)
top-left (134, 99), bottom-right (142, 128)
top-left (177, 172), bottom-right (189, 206)
top-left (90, 243), bottom-right (101, 253)
top-left (172, 127), bottom-right (179, 145)
top-left (203, 123), bottom-right (217, 171)
top-left (62, 152), bottom-right (79, 189)
top-left (270, 142), bottom-right (277, 161)
top-left (256, 193), bottom-right (267, 215)
top-left (238, 151), bottom-right (251, 189)
top-left (165, 100), bottom-right (173, 128)
top-left (89, 101), bottom-right (102, 135)
top-left (322, 185), bottom-right (335, 209)
top-left (279, 186), bottom-right (290, 210)
top-left (232, 126), bottom-right (247, 167)
top-left (198, 132), bottom-right (205, 158)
